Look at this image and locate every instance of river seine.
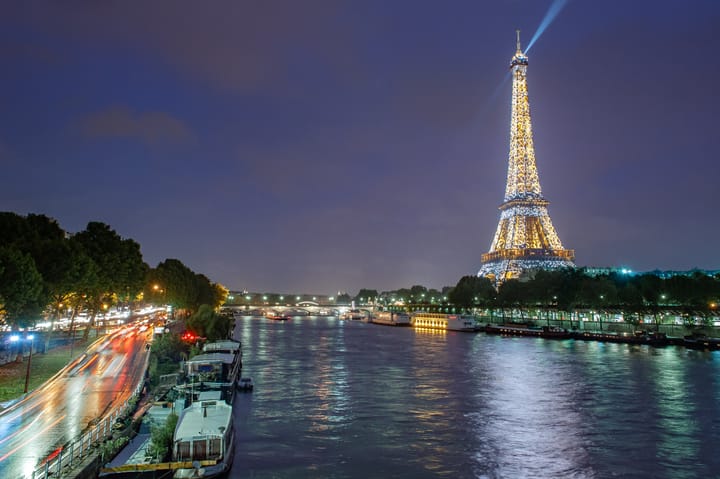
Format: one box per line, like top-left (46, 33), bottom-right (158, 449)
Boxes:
top-left (230, 316), bottom-right (720, 478)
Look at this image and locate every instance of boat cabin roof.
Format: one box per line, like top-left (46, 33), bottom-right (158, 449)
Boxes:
top-left (186, 352), bottom-right (236, 365)
top-left (174, 401), bottom-right (232, 441)
top-left (203, 341), bottom-right (241, 354)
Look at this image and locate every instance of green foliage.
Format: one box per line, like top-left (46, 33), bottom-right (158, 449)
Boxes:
top-left (0, 212), bottom-right (223, 332)
top-left (151, 332), bottom-right (189, 363)
top-left (355, 289), bottom-right (378, 304)
top-left (448, 276), bottom-right (495, 308)
top-left (447, 268), bottom-right (720, 321)
top-left (0, 246), bottom-right (44, 327)
top-left (186, 304), bottom-right (232, 341)
top-left (149, 333), bottom-right (189, 385)
top-left (150, 259), bottom-right (198, 312)
top-left (100, 436), bottom-right (130, 463)
top-left (147, 412), bottom-right (179, 462)
top-left (72, 222), bottom-right (147, 314)
top-left (409, 285), bottom-right (428, 298)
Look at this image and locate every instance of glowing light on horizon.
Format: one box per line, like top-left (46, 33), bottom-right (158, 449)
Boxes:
top-left (525, 0), bottom-right (570, 53)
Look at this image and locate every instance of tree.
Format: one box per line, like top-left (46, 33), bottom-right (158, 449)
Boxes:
top-left (186, 304), bottom-right (232, 341)
top-left (448, 276), bottom-right (495, 309)
top-left (0, 246), bottom-right (44, 328)
top-left (147, 412), bottom-right (179, 462)
top-left (151, 259), bottom-right (198, 316)
top-left (0, 213), bottom-right (67, 314)
top-left (192, 274), bottom-right (228, 311)
top-left (497, 279), bottom-right (532, 320)
top-left (409, 285), bottom-right (428, 301)
top-left (355, 289), bottom-right (378, 305)
top-left (72, 222), bottom-right (147, 338)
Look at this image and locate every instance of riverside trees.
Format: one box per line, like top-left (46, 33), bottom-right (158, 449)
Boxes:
top-left (447, 269), bottom-right (720, 326)
top-left (0, 212), bottom-right (227, 332)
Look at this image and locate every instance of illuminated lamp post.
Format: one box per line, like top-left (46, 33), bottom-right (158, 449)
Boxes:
top-left (153, 284), bottom-right (167, 307)
top-left (23, 335), bottom-right (34, 394)
top-left (10, 335), bottom-right (35, 394)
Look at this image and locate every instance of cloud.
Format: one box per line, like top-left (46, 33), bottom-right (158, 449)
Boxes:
top-left (77, 106), bottom-right (195, 146)
top-left (6, 1), bottom-right (354, 94)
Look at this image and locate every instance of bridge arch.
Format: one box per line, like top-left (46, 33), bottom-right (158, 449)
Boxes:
top-left (297, 301), bottom-right (319, 307)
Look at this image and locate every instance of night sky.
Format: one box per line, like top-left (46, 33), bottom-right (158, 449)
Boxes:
top-left (2, 1), bottom-right (720, 294)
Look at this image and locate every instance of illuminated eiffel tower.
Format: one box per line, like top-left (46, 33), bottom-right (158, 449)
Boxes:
top-left (478, 32), bottom-right (575, 282)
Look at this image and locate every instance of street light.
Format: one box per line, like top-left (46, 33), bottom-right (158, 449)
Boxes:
top-left (24, 335), bottom-right (34, 394)
top-left (10, 335), bottom-right (35, 394)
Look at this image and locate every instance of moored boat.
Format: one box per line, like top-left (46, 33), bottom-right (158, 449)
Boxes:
top-left (237, 377), bottom-right (254, 391)
top-left (371, 311), bottom-right (412, 326)
top-left (266, 311), bottom-right (291, 320)
top-left (173, 400), bottom-right (234, 478)
top-left (682, 333), bottom-right (720, 351)
top-left (340, 309), bottom-right (365, 320)
top-left (572, 330), bottom-right (669, 346)
top-left (484, 323), bottom-right (571, 339)
top-left (411, 312), bottom-right (477, 332)
top-left (182, 347), bottom-right (242, 402)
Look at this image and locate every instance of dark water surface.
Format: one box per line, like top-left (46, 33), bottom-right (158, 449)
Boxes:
top-left (231, 317), bottom-right (720, 478)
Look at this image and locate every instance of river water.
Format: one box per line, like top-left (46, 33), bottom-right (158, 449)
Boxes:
top-left (230, 316), bottom-right (720, 478)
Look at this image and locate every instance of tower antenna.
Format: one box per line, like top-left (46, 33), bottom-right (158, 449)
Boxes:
top-left (516, 29), bottom-right (521, 52)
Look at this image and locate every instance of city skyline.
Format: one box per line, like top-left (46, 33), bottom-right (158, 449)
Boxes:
top-left (2, 1), bottom-right (720, 293)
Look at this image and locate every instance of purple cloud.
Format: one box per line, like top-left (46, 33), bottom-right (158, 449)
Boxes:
top-left (77, 106), bottom-right (195, 146)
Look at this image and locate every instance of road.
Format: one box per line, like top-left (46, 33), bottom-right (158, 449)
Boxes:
top-left (0, 325), bottom-right (150, 479)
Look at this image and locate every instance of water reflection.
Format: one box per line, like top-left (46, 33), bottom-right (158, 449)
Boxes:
top-left (233, 317), bottom-right (720, 479)
top-left (471, 337), bottom-right (593, 478)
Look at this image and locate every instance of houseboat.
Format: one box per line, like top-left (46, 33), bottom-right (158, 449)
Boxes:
top-left (340, 309), bottom-right (365, 320)
top-left (173, 400), bottom-right (234, 478)
top-left (183, 349), bottom-right (241, 402)
top-left (484, 323), bottom-right (571, 339)
top-left (411, 312), bottom-right (477, 332)
top-left (371, 311), bottom-right (412, 327)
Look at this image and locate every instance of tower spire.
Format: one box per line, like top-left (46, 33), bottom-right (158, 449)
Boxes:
top-left (477, 35), bottom-right (575, 283)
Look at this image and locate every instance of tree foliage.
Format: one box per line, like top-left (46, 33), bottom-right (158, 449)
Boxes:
top-left (354, 289), bottom-right (378, 304)
top-left (448, 276), bottom-right (495, 308)
top-left (186, 304), bottom-right (232, 341)
top-left (0, 246), bottom-right (44, 327)
top-left (0, 212), bottom-right (225, 329)
top-left (147, 412), bottom-right (179, 462)
top-left (446, 268), bottom-right (720, 322)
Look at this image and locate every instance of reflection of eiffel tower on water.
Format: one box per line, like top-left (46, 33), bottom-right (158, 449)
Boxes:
top-left (478, 32), bottom-right (575, 282)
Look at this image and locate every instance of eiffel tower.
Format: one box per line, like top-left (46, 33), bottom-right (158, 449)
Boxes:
top-left (478, 32), bottom-right (575, 282)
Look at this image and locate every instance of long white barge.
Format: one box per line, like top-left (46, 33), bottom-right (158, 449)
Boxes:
top-left (411, 312), bottom-right (477, 332)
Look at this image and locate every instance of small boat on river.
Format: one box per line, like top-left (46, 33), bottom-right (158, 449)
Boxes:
top-left (237, 377), bottom-right (254, 391)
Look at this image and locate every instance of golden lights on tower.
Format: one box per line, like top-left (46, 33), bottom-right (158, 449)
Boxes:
top-left (478, 31), bottom-right (575, 282)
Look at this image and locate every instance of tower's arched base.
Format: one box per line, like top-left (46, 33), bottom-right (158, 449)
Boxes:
top-left (477, 256), bottom-right (575, 283)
